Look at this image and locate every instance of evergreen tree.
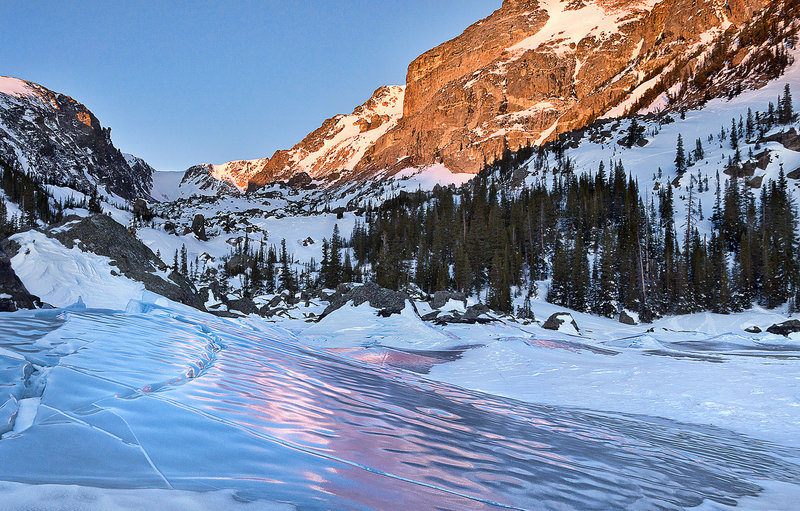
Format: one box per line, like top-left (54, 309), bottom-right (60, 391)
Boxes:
top-left (675, 134), bottom-right (687, 175)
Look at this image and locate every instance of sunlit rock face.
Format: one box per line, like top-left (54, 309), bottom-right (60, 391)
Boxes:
top-left (219, 0), bottom-right (773, 190)
top-left (0, 301), bottom-right (798, 509)
top-left (0, 76), bottom-right (153, 200)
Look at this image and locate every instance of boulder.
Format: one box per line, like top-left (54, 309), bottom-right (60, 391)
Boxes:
top-left (744, 326), bottom-right (762, 334)
top-left (227, 297), bottom-right (259, 316)
top-left (0, 242), bottom-right (40, 312)
top-left (191, 214), bottom-right (207, 241)
top-left (431, 290), bottom-right (467, 309)
top-left (766, 320), bottom-right (800, 337)
top-left (619, 310), bottom-right (637, 325)
top-left (321, 282), bottom-right (409, 318)
top-left (542, 312), bottom-right (580, 334)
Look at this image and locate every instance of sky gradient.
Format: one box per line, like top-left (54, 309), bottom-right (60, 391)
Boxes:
top-left (2, 1), bottom-right (498, 170)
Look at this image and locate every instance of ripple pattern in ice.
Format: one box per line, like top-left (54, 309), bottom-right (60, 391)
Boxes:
top-left (0, 301), bottom-right (798, 510)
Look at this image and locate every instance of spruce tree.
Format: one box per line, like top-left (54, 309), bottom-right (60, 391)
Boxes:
top-left (675, 134), bottom-right (687, 175)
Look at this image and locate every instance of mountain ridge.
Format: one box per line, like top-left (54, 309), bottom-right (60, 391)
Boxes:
top-left (205, 0), bottom-right (782, 191)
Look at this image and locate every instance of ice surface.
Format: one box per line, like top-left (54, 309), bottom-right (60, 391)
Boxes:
top-left (0, 301), bottom-right (799, 510)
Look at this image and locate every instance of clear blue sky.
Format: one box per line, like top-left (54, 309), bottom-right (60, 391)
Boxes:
top-left (1, 1), bottom-right (498, 170)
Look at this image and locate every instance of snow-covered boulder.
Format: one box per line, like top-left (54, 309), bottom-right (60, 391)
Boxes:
top-left (321, 282), bottom-right (410, 318)
top-left (542, 313), bottom-right (580, 335)
top-left (744, 326), bottom-right (762, 334)
top-left (619, 310), bottom-right (638, 325)
top-left (766, 320), bottom-right (800, 337)
top-left (431, 290), bottom-right (467, 310)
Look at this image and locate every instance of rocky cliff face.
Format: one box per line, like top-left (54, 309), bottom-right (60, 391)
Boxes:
top-left (0, 76), bottom-right (153, 200)
top-left (209, 0), bottom-right (780, 189)
top-left (231, 85), bottom-right (404, 188)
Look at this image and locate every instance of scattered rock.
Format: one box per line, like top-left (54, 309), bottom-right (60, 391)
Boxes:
top-left (744, 326), bottom-right (762, 334)
top-left (766, 320), bottom-right (800, 337)
top-left (431, 290), bottom-right (467, 309)
top-left (542, 312), bottom-right (580, 334)
top-left (301, 236), bottom-right (315, 246)
top-left (227, 297), bottom-right (259, 316)
top-left (321, 282), bottom-right (410, 318)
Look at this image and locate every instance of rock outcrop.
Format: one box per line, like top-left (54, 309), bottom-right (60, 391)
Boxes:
top-left (542, 312), bottom-right (580, 334)
top-left (766, 320), bottom-right (800, 337)
top-left (48, 215), bottom-right (205, 310)
top-left (321, 282), bottom-right (410, 318)
top-left (0, 76), bottom-right (154, 200)
top-left (0, 242), bottom-right (40, 312)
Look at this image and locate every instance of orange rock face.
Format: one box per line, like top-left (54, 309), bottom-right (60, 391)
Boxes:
top-left (232, 0), bottom-right (772, 188)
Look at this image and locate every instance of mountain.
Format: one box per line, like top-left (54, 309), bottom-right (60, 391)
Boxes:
top-left (206, 0), bottom-right (789, 190)
top-left (216, 85), bottom-right (405, 189)
top-left (0, 76), bottom-right (153, 200)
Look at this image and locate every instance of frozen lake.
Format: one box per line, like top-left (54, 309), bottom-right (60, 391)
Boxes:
top-left (0, 299), bottom-right (799, 510)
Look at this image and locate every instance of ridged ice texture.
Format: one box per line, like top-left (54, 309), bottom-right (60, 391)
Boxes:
top-left (0, 302), bottom-right (798, 510)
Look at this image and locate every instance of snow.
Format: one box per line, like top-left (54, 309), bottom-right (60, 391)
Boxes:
top-left (508, 0), bottom-right (660, 57)
top-left (390, 163), bottom-right (475, 190)
top-left (1, 298), bottom-right (799, 509)
top-left (9, 230), bottom-right (145, 310)
top-left (150, 170), bottom-right (187, 201)
top-left (0, 76), bottom-right (36, 98)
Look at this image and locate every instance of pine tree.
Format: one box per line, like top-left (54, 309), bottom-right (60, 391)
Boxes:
top-left (180, 244), bottom-right (188, 275)
top-left (781, 84), bottom-right (794, 124)
top-left (279, 239), bottom-right (296, 295)
top-left (694, 138), bottom-right (704, 161)
top-left (596, 225), bottom-right (618, 317)
top-left (675, 134), bottom-right (687, 175)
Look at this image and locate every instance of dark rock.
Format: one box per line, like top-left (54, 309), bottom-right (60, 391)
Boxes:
top-left (163, 221), bottom-right (177, 234)
top-left (48, 215), bottom-right (205, 310)
top-left (132, 199), bottom-right (151, 219)
top-left (0, 242), bottom-right (40, 312)
top-left (747, 175), bottom-right (763, 189)
top-left (321, 282), bottom-right (409, 318)
top-left (225, 253), bottom-right (253, 274)
top-left (619, 310), bottom-right (637, 325)
top-left (787, 167), bottom-right (800, 180)
top-left (755, 150), bottom-right (771, 170)
top-left (431, 290), bottom-right (467, 309)
top-left (227, 297), bottom-right (259, 316)
top-left (286, 172), bottom-right (312, 188)
top-left (192, 214), bottom-right (207, 241)
top-left (744, 326), bottom-right (762, 334)
top-left (301, 236), bottom-right (315, 247)
top-left (542, 312), bottom-right (580, 333)
top-left (464, 303), bottom-right (490, 319)
top-left (766, 320), bottom-right (800, 337)
top-left (421, 311), bottom-right (441, 321)
top-left (761, 128), bottom-right (800, 151)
